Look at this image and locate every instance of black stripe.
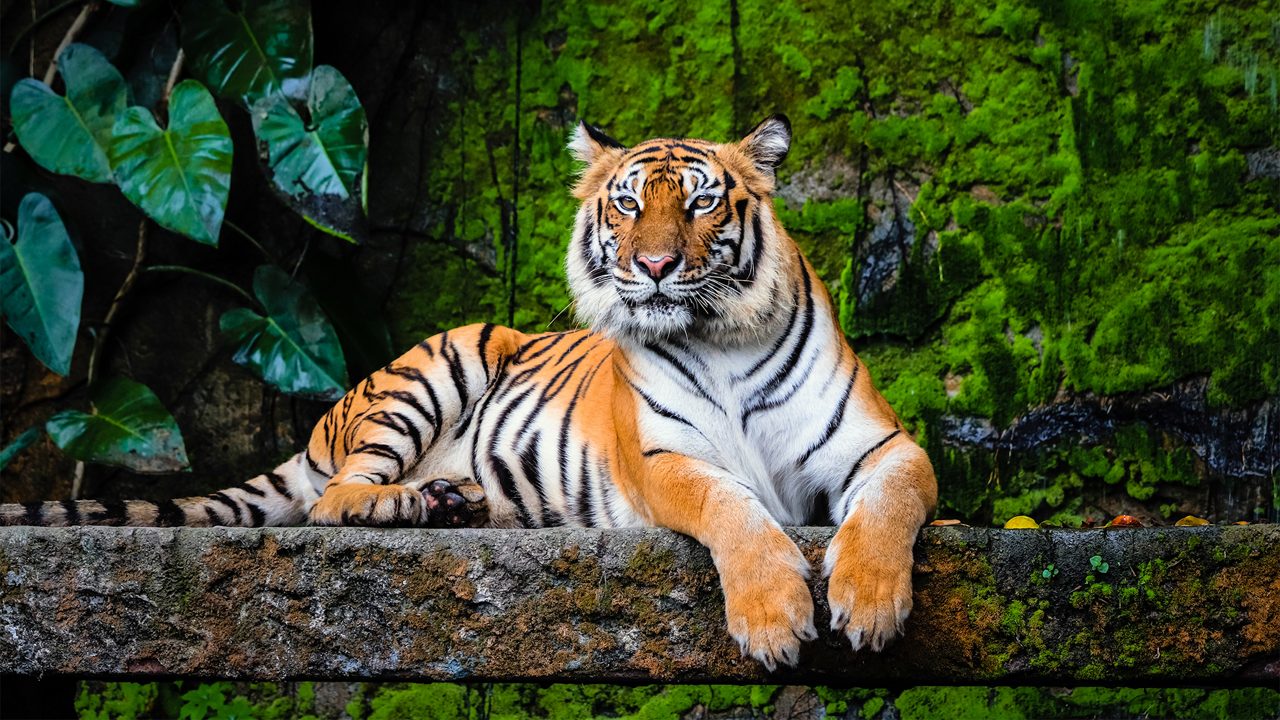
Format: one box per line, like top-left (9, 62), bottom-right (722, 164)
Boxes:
top-left (744, 256), bottom-right (815, 416)
top-left (351, 443), bottom-right (406, 474)
top-left (240, 482), bottom-right (267, 497)
top-left (246, 501), bottom-right (266, 527)
top-left (93, 500), bottom-right (127, 525)
top-left (621, 373), bottom-right (696, 427)
top-left (670, 142), bottom-right (709, 155)
top-left (519, 431), bottom-right (550, 527)
top-left (367, 411), bottom-right (423, 457)
top-left (441, 333), bottom-right (471, 410)
top-left (204, 506), bottom-right (222, 526)
top-left (742, 283), bottom-right (801, 379)
top-left (838, 430), bottom-right (902, 498)
top-left (642, 448), bottom-right (673, 457)
top-left (576, 446), bottom-right (593, 525)
top-left (491, 456), bottom-right (532, 527)
top-left (155, 499), bottom-right (186, 526)
top-left (266, 471), bottom-right (293, 498)
top-left (207, 492), bottom-right (243, 524)
top-left (644, 343), bottom-right (725, 412)
top-left (476, 323), bottom-right (496, 383)
top-left (61, 500), bottom-right (80, 526)
top-left (555, 332), bottom-right (592, 364)
top-left (22, 502), bottom-right (43, 525)
top-left (521, 333), bottom-right (569, 363)
top-left (417, 336), bottom-right (436, 358)
top-left (797, 364), bottom-right (860, 467)
top-left (381, 365), bottom-right (443, 444)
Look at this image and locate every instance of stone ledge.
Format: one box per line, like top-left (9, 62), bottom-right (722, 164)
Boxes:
top-left (1, 525), bottom-right (1276, 686)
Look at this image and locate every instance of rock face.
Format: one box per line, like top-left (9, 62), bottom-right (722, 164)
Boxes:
top-left (2, 525), bottom-right (1276, 685)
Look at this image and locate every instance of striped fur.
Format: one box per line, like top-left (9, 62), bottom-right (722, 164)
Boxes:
top-left (1, 116), bottom-right (937, 670)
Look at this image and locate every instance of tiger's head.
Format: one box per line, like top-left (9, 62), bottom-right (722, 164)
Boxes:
top-left (566, 116), bottom-right (799, 343)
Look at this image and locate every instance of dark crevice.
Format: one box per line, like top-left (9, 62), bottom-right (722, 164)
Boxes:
top-left (941, 377), bottom-right (1279, 480)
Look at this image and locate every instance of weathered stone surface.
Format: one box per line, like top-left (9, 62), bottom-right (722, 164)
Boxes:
top-left (1, 526), bottom-right (1276, 685)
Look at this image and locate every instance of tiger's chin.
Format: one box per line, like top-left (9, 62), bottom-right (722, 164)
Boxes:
top-left (614, 297), bottom-right (696, 340)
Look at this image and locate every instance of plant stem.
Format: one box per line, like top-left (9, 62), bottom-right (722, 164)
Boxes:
top-left (88, 220), bottom-right (147, 387)
top-left (10, 0), bottom-right (84, 52)
top-left (161, 48), bottom-right (185, 108)
top-left (224, 220), bottom-right (273, 261)
top-left (144, 265), bottom-right (258, 306)
top-left (73, 218), bottom-right (146, 500)
top-left (39, 0), bottom-right (97, 86)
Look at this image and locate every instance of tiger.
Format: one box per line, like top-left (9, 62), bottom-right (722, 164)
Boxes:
top-left (1, 116), bottom-right (937, 669)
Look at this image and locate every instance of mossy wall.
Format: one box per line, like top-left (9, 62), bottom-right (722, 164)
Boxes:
top-left (377, 0), bottom-right (1278, 528)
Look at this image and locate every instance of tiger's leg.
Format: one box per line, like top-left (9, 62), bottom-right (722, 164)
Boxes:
top-left (308, 323), bottom-right (524, 527)
top-left (824, 431), bottom-right (936, 651)
top-left (636, 453), bottom-right (817, 670)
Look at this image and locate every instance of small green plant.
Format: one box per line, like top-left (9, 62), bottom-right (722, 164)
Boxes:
top-left (1041, 563), bottom-right (1059, 579)
top-left (1090, 555), bottom-right (1110, 574)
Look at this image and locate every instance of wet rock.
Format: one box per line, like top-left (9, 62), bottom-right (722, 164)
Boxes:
top-left (1, 525), bottom-right (1276, 685)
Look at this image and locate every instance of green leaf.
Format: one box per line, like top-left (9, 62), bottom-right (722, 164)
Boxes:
top-left (46, 377), bottom-right (189, 473)
top-left (0, 427), bottom-right (42, 471)
top-left (181, 0), bottom-right (313, 106)
top-left (108, 80), bottom-right (232, 245)
top-left (220, 265), bottom-right (348, 399)
top-left (0, 193), bottom-right (83, 375)
top-left (9, 44), bottom-right (127, 183)
top-left (251, 65), bottom-right (367, 242)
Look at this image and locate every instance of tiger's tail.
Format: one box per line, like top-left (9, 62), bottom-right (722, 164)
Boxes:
top-left (0, 453), bottom-right (317, 528)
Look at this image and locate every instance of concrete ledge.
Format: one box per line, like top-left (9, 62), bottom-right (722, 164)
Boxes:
top-left (1, 525), bottom-right (1276, 686)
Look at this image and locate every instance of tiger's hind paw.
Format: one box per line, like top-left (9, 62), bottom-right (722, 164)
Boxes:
top-left (423, 478), bottom-right (488, 528)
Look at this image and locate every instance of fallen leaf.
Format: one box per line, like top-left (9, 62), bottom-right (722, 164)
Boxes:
top-left (1174, 515), bottom-right (1209, 526)
top-left (930, 519), bottom-right (963, 526)
top-left (1004, 515), bottom-right (1039, 529)
top-left (1107, 514), bottom-right (1143, 528)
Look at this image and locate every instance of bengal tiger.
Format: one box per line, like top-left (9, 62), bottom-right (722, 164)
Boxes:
top-left (2, 116), bottom-right (937, 669)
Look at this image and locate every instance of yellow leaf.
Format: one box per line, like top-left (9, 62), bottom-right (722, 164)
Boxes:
top-left (1003, 515), bottom-right (1039, 529)
top-left (1174, 515), bottom-right (1209, 526)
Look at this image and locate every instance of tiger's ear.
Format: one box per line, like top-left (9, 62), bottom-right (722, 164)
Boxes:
top-left (569, 121), bottom-right (625, 165)
top-left (738, 114), bottom-right (792, 180)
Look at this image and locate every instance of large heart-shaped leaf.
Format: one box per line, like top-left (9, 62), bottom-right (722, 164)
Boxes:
top-left (220, 265), bottom-right (348, 399)
top-left (181, 0), bottom-right (313, 106)
top-left (108, 80), bottom-right (232, 245)
top-left (46, 377), bottom-right (189, 473)
top-left (9, 44), bottom-right (127, 183)
top-left (0, 193), bottom-right (83, 375)
top-left (252, 65), bottom-right (367, 242)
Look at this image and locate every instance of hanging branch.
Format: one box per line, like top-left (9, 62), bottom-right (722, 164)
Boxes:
top-left (39, 0), bottom-right (98, 86)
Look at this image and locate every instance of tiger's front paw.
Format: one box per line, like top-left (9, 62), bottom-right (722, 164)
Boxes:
top-left (824, 525), bottom-right (914, 652)
top-left (309, 484), bottom-right (427, 527)
top-left (721, 546), bottom-right (817, 671)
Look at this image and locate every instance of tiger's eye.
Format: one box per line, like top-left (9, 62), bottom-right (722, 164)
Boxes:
top-left (616, 196), bottom-right (639, 212)
top-left (693, 195), bottom-right (716, 210)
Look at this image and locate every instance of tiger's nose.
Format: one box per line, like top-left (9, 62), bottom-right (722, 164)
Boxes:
top-left (636, 254), bottom-right (679, 281)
